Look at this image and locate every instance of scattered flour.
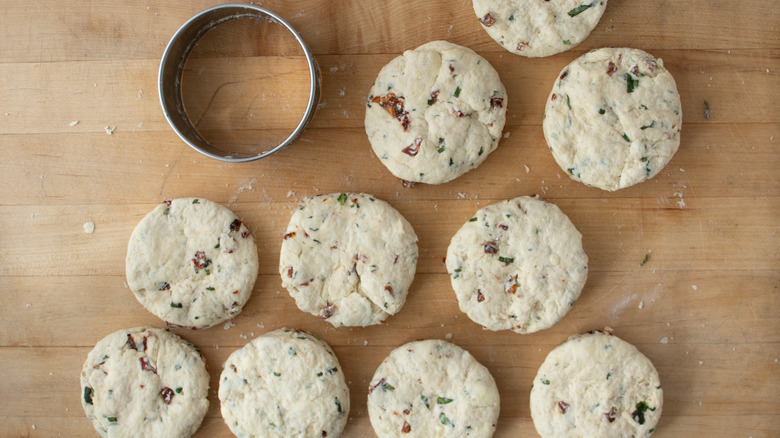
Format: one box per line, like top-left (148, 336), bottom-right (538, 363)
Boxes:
top-left (83, 221), bottom-right (95, 234)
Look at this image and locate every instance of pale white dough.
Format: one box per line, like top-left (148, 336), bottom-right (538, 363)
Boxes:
top-left (446, 196), bottom-right (587, 334)
top-left (126, 198), bottom-right (259, 328)
top-left (365, 40), bottom-right (507, 184)
top-left (543, 47), bottom-right (682, 191)
top-left (280, 193), bottom-right (418, 327)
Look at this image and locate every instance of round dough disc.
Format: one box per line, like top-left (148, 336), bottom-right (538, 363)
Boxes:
top-left (367, 339), bottom-right (500, 437)
top-left (126, 198), bottom-right (259, 328)
top-left (530, 330), bottom-right (663, 437)
top-left (280, 193), bottom-right (418, 327)
top-left (80, 327), bottom-right (209, 438)
top-left (219, 328), bottom-right (350, 437)
top-left (446, 196), bottom-right (587, 334)
top-left (543, 47), bottom-right (683, 191)
top-left (473, 0), bottom-right (608, 57)
top-left (365, 40), bottom-right (507, 184)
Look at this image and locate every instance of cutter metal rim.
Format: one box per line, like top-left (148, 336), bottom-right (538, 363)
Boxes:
top-left (158, 3), bottom-right (321, 163)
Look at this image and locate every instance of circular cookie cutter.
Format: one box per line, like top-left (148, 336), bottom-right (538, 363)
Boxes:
top-left (159, 4), bottom-right (321, 162)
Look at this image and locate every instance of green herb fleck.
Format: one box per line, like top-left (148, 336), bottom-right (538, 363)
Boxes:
top-left (192, 199), bottom-right (199, 204)
top-left (273, 372), bottom-right (281, 377)
top-left (317, 372), bottom-right (323, 377)
top-left (498, 256), bottom-right (514, 264)
top-left (641, 121), bottom-right (656, 130)
top-left (440, 412), bottom-right (453, 427)
top-left (269, 423), bottom-right (277, 429)
top-left (568, 2), bottom-right (594, 17)
top-left (649, 428), bottom-right (656, 434)
top-left (437, 397), bottom-right (454, 404)
top-left (469, 217), bottom-right (477, 222)
top-left (509, 14), bottom-right (514, 21)
top-left (335, 397), bottom-right (343, 414)
top-left (641, 156), bottom-right (649, 162)
top-left (453, 268), bottom-right (462, 279)
top-left (563, 39), bottom-right (573, 45)
top-left (541, 378), bottom-right (550, 385)
top-left (454, 86), bottom-right (461, 98)
top-left (599, 108), bottom-right (606, 115)
top-left (640, 104), bottom-right (648, 110)
top-left (449, 158), bottom-right (454, 166)
top-left (206, 287), bottom-right (215, 291)
top-left (607, 371), bottom-right (612, 380)
top-left (370, 265), bottom-right (378, 272)
top-left (106, 417), bottom-right (117, 423)
top-left (214, 242), bottom-right (220, 249)
top-left (175, 387), bottom-right (182, 394)
top-left (438, 146), bottom-right (445, 153)
top-left (704, 100), bottom-right (711, 119)
top-left (337, 193), bottom-right (347, 205)
top-left (626, 73), bottom-right (639, 93)
top-left (421, 395), bottom-right (430, 409)
top-left (382, 381), bottom-right (395, 391)
top-left (478, 147), bottom-right (484, 156)
top-left (640, 253), bottom-right (650, 266)
top-left (636, 401), bottom-right (656, 412)
top-left (327, 367), bottom-right (339, 375)
top-left (622, 133), bottom-right (631, 142)
top-left (170, 302), bottom-right (182, 308)
top-left (428, 98), bottom-right (434, 105)
top-left (84, 387), bottom-right (94, 405)
top-left (288, 347), bottom-right (296, 356)
top-left (566, 94), bottom-right (572, 109)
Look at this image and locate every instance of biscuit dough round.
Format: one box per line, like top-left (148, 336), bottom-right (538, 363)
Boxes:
top-left (473, 0), bottom-right (608, 58)
top-left (219, 328), bottom-right (350, 438)
top-left (367, 339), bottom-right (500, 438)
top-left (530, 330), bottom-right (663, 437)
top-left (365, 40), bottom-right (507, 184)
top-left (126, 198), bottom-right (259, 328)
top-left (280, 193), bottom-right (418, 327)
top-left (543, 47), bottom-right (682, 191)
top-left (446, 196), bottom-right (587, 334)
top-left (80, 327), bottom-right (209, 438)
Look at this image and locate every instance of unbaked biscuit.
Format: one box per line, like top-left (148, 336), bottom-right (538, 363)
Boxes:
top-left (126, 198), bottom-right (259, 328)
top-left (446, 196), bottom-right (587, 334)
top-left (219, 328), bottom-right (350, 437)
top-left (280, 193), bottom-right (418, 327)
top-left (530, 329), bottom-right (663, 437)
top-left (543, 47), bottom-right (682, 191)
top-left (80, 327), bottom-right (209, 438)
top-left (365, 40), bottom-right (507, 184)
top-left (367, 339), bottom-right (500, 437)
top-left (473, 0), bottom-right (608, 57)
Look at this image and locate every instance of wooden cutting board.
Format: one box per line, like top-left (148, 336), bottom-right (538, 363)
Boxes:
top-left (1, 0), bottom-right (778, 436)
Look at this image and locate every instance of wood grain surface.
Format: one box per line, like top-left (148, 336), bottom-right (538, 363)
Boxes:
top-left (1, 0), bottom-right (778, 437)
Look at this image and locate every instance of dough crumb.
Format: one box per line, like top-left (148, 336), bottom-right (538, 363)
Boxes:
top-left (691, 285), bottom-right (698, 291)
top-left (698, 360), bottom-right (704, 366)
top-left (659, 337), bottom-right (669, 344)
top-left (638, 301), bottom-right (644, 309)
top-left (445, 333), bottom-right (453, 340)
top-left (363, 340), bottom-right (368, 346)
top-left (69, 120), bottom-right (79, 127)
top-left (104, 125), bottom-right (116, 135)
top-left (83, 221), bottom-right (95, 234)
top-left (525, 165), bottom-right (530, 173)
top-left (503, 131), bottom-right (511, 138)
top-left (223, 321), bottom-right (236, 330)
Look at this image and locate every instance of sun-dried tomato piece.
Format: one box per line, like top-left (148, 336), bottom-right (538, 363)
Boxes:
top-left (631, 65), bottom-right (640, 76)
top-left (401, 179), bottom-right (415, 188)
top-left (505, 275), bottom-right (518, 294)
top-left (355, 254), bottom-right (368, 263)
top-left (321, 305), bottom-right (337, 319)
top-left (401, 421), bottom-right (412, 433)
top-left (605, 407), bottom-right (617, 423)
top-left (558, 401), bottom-right (570, 414)
top-left (480, 13), bottom-right (496, 27)
top-left (368, 378), bottom-right (386, 394)
top-left (483, 240), bottom-right (499, 254)
top-left (551, 94), bottom-right (557, 101)
top-left (452, 109), bottom-right (466, 118)
top-left (607, 62), bottom-right (617, 76)
top-left (230, 219), bottom-right (242, 232)
top-left (393, 255), bottom-right (399, 264)
top-left (402, 138), bottom-right (422, 156)
top-left (286, 267), bottom-right (294, 278)
top-left (126, 334), bottom-right (138, 351)
top-left (490, 96), bottom-right (504, 108)
top-left (284, 231), bottom-right (296, 240)
top-left (371, 93), bottom-right (411, 131)
top-left (430, 90), bottom-right (440, 104)
top-left (477, 290), bottom-right (485, 302)
top-left (160, 387), bottom-right (174, 404)
top-left (158, 282), bottom-right (170, 291)
top-left (517, 42), bottom-right (529, 51)
top-left (241, 231), bottom-right (249, 239)
top-left (499, 224), bottom-right (508, 230)
top-left (449, 62), bottom-right (455, 73)
top-left (139, 357), bottom-right (157, 373)
top-left (560, 70), bottom-right (569, 80)
top-left (192, 251), bottom-right (209, 270)
top-left (385, 285), bottom-right (394, 296)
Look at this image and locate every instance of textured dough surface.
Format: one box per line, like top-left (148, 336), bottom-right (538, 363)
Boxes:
top-left (365, 40), bottom-right (507, 184)
top-left (473, 0), bottom-right (608, 57)
top-left (530, 330), bottom-right (663, 437)
top-left (80, 327), bottom-right (209, 438)
top-left (280, 193), bottom-right (418, 327)
top-left (367, 339), bottom-right (500, 438)
top-left (446, 196), bottom-right (587, 334)
top-left (219, 329), bottom-right (350, 438)
top-left (126, 198), bottom-right (259, 328)
top-left (543, 47), bottom-right (682, 191)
